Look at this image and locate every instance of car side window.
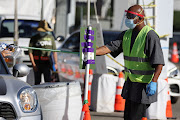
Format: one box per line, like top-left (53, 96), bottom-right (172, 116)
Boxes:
top-left (61, 33), bottom-right (80, 52)
top-left (103, 32), bottom-right (120, 45)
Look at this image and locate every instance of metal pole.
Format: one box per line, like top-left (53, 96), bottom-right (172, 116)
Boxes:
top-left (84, 0), bottom-right (91, 103)
top-left (154, 0), bottom-right (156, 30)
top-left (14, 0), bottom-right (18, 46)
top-left (65, 0), bottom-right (69, 37)
top-left (80, 5), bottom-right (83, 27)
top-left (87, 0), bottom-right (90, 26)
top-left (41, 0), bottom-right (43, 20)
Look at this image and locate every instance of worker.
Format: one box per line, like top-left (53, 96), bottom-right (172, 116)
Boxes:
top-left (29, 20), bottom-right (58, 85)
top-left (96, 5), bottom-right (164, 120)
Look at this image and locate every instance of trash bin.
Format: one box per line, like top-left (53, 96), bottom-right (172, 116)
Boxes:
top-left (33, 81), bottom-right (82, 120)
top-left (90, 74), bottom-right (118, 113)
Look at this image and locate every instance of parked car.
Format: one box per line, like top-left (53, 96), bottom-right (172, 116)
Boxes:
top-left (57, 30), bottom-right (180, 104)
top-left (0, 52), bottom-right (42, 120)
top-left (168, 59), bottom-right (180, 104)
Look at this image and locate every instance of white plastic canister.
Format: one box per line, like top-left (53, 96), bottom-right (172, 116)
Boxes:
top-left (33, 81), bottom-right (82, 120)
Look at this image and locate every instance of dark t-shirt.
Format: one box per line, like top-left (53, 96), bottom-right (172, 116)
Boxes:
top-left (29, 33), bottom-right (56, 56)
top-left (29, 32), bottom-right (56, 65)
top-left (106, 29), bottom-right (165, 104)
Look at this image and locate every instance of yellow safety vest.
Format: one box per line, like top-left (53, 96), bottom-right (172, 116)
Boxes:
top-left (123, 25), bottom-right (156, 83)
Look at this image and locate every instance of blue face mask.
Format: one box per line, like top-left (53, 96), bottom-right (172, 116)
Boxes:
top-left (125, 18), bottom-right (136, 29)
top-left (39, 31), bottom-right (47, 36)
top-left (46, 31), bottom-right (52, 35)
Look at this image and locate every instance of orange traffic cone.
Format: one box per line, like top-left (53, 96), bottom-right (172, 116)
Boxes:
top-left (141, 117), bottom-right (147, 120)
top-left (114, 72), bottom-right (125, 112)
top-left (165, 78), bottom-right (176, 119)
top-left (75, 67), bottom-right (81, 79)
top-left (88, 69), bottom-right (93, 106)
top-left (60, 64), bottom-right (66, 73)
top-left (166, 90), bottom-right (173, 119)
top-left (80, 104), bottom-right (91, 120)
top-left (171, 42), bottom-right (179, 63)
top-left (67, 66), bottom-right (73, 76)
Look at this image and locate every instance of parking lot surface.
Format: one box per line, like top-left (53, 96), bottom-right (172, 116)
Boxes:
top-left (91, 111), bottom-right (124, 120)
top-left (90, 98), bottom-right (180, 120)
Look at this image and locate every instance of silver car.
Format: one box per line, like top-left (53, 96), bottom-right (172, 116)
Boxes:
top-left (0, 53), bottom-right (41, 120)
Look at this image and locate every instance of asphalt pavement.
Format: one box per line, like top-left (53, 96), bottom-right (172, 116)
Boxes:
top-left (172, 98), bottom-right (180, 120)
top-left (90, 108), bottom-right (179, 120)
top-left (91, 111), bottom-right (124, 120)
top-left (171, 62), bottom-right (180, 120)
top-left (90, 98), bottom-right (180, 120)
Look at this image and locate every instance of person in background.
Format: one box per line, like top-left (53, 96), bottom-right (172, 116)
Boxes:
top-left (96, 5), bottom-right (164, 120)
top-left (29, 20), bottom-right (58, 85)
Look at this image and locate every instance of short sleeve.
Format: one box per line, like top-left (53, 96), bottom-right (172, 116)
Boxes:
top-left (28, 38), bottom-right (33, 53)
top-left (145, 30), bottom-right (165, 67)
top-left (105, 31), bottom-right (125, 58)
top-left (50, 35), bottom-right (56, 50)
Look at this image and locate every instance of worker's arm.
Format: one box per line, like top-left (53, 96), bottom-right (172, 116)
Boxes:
top-left (96, 46), bottom-right (111, 56)
top-left (29, 52), bottom-right (38, 72)
top-left (50, 35), bottom-right (58, 70)
top-left (53, 52), bottom-right (58, 70)
top-left (151, 64), bottom-right (163, 82)
top-left (146, 64), bottom-right (163, 96)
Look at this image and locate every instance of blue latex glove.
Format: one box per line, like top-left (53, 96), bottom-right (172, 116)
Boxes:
top-left (52, 64), bottom-right (56, 71)
top-left (146, 81), bottom-right (157, 96)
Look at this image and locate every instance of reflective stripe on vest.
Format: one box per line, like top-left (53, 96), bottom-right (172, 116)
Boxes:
top-left (124, 67), bottom-right (155, 75)
top-left (124, 56), bottom-right (149, 62)
top-left (40, 56), bottom-right (49, 60)
top-left (34, 56), bottom-right (39, 60)
top-left (33, 56), bottom-right (49, 61)
top-left (123, 25), bottom-right (156, 83)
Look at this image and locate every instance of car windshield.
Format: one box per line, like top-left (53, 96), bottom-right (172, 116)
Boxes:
top-left (0, 19), bottom-right (39, 38)
top-left (61, 31), bottom-right (120, 52)
top-left (103, 31), bottom-right (120, 44)
top-left (61, 32), bottom-right (80, 52)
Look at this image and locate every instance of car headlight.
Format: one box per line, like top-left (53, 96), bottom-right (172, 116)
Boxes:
top-left (168, 67), bottom-right (179, 78)
top-left (17, 87), bottom-right (38, 113)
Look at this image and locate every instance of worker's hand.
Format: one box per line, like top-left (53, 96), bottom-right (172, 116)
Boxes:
top-left (33, 65), bottom-right (38, 72)
top-left (54, 63), bottom-right (58, 71)
top-left (1, 50), bottom-right (12, 57)
top-left (146, 81), bottom-right (157, 96)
